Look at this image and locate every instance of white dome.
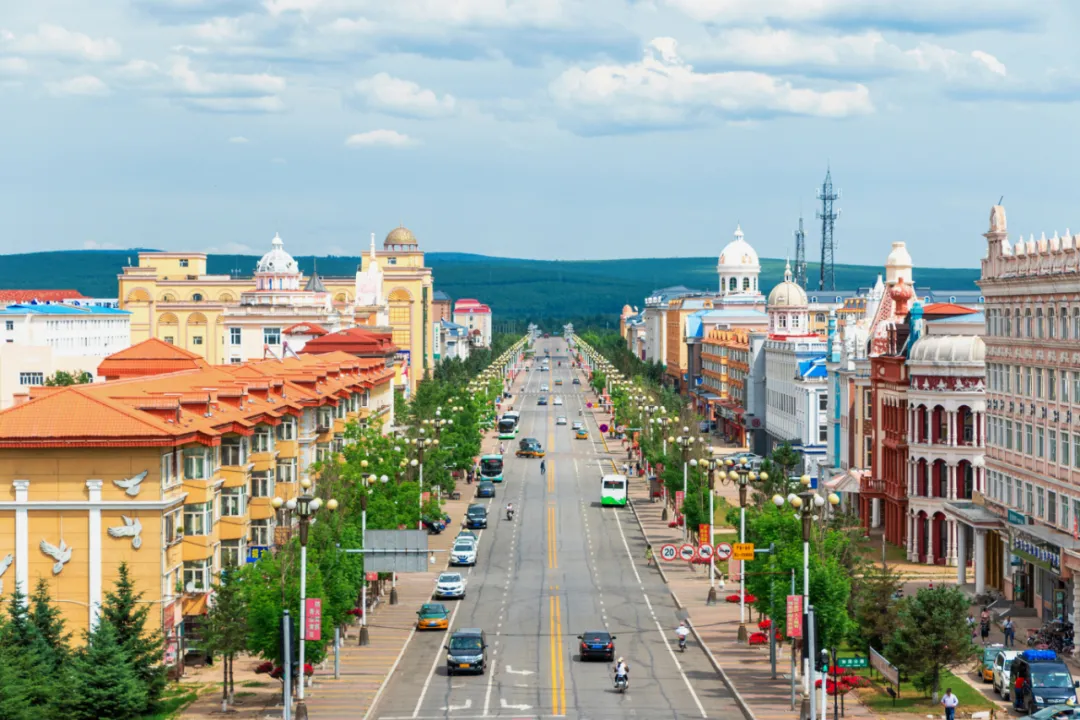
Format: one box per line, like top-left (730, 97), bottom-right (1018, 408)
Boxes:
top-left (768, 260), bottom-right (808, 308)
top-left (718, 225), bottom-right (760, 269)
top-left (908, 334), bottom-right (985, 364)
top-left (257, 233), bottom-right (299, 274)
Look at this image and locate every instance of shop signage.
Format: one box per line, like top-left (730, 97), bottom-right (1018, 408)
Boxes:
top-left (303, 598), bottom-right (322, 641)
top-left (1013, 536), bottom-right (1061, 572)
top-left (1008, 509), bottom-right (1026, 525)
top-left (786, 595), bottom-right (803, 638)
top-left (732, 543), bottom-right (755, 561)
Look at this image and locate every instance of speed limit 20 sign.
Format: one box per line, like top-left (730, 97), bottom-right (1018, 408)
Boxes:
top-left (659, 544), bottom-right (678, 562)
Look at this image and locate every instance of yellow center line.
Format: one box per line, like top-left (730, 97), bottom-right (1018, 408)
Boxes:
top-left (555, 594), bottom-right (566, 716)
top-left (549, 593), bottom-right (558, 714)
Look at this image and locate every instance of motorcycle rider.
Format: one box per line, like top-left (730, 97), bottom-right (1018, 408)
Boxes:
top-left (676, 622), bottom-right (690, 650)
top-left (614, 657), bottom-right (629, 685)
top-left (506, 502), bottom-right (514, 520)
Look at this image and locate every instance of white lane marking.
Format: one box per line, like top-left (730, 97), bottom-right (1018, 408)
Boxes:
top-left (483, 654), bottom-right (497, 716)
top-left (612, 504), bottom-right (707, 719)
top-left (501, 699), bottom-right (533, 711)
top-left (439, 698), bottom-right (472, 712)
top-left (505, 665), bottom-right (535, 675)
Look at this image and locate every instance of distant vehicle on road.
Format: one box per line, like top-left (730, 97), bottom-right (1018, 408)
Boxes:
top-left (572, 421), bottom-right (584, 431)
top-left (572, 378), bottom-right (581, 385)
top-left (434, 572), bottom-right (466, 600)
top-left (553, 396), bottom-right (563, 405)
top-left (479, 454), bottom-right (504, 483)
top-left (556, 416), bottom-right (567, 425)
top-left (577, 631), bottom-right (616, 661)
top-left (451, 541), bottom-right (478, 566)
top-left (446, 629), bottom-right (488, 675)
top-left (537, 396), bottom-right (548, 406)
top-left (417, 603), bottom-right (450, 631)
top-left (498, 415), bottom-right (518, 440)
top-left (555, 379), bottom-right (563, 386)
top-left (476, 481), bottom-right (496, 499)
top-left (466, 504), bottom-right (488, 528)
top-left (993, 649), bottom-right (1020, 700)
top-left (575, 428), bottom-right (588, 440)
top-left (540, 384), bottom-right (549, 392)
top-left (601, 474), bottom-right (628, 507)
top-left (516, 439), bottom-right (545, 458)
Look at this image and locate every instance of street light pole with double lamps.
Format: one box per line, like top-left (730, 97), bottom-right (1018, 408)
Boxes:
top-left (772, 476), bottom-right (840, 720)
top-left (271, 481), bottom-right (338, 720)
top-left (724, 458), bottom-right (766, 642)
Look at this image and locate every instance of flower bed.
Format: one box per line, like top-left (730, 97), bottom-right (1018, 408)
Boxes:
top-left (748, 631), bottom-right (768, 646)
top-left (758, 619), bottom-right (772, 630)
top-left (724, 593), bottom-right (757, 604)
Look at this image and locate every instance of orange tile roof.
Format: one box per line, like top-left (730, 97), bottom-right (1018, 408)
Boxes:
top-left (0, 347), bottom-right (394, 449)
top-left (283, 322), bottom-right (330, 336)
top-left (0, 289), bottom-right (85, 302)
top-left (922, 302), bottom-right (978, 316)
top-left (98, 338), bottom-right (209, 380)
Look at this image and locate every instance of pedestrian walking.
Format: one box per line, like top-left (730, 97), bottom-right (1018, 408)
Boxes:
top-left (980, 618), bottom-right (990, 643)
top-left (941, 688), bottom-right (959, 720)
top-left (645, 546), bottom-right (654, 565)
top-left (1004, 617), bottom-right (1016, 647)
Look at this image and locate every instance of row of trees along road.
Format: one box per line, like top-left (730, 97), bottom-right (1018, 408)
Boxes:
top-left (581, 332), bottom-right (976, 699)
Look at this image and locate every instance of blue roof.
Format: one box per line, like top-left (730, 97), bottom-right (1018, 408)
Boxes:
top-left (433, 290), bottom-right (452, 301)
top-left (798, 357), bottom-right (828, 379)
top-left (0, 303), bottom-right (129, 316)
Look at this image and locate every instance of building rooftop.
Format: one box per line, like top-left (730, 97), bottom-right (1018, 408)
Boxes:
top-left (301, 327), bottom-right (398, 357)
top-left (0, 303), bottom-right (130, 316)
top-left (433, 290), bottom-right (452, 302)
top-left (0, 290), bottom-right (86, 303)
top-left (98, 338), bottom-right (209, 380)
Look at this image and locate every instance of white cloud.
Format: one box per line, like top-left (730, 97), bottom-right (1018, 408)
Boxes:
top-left (46, 75), bottom-right (110, 97)
top-left (114, 59), bottom-right (161, 80)
top-left (682, 29), bottom-right (1007, 82)
top-left (1, 24), bottom-right (122, 62)
top-left (165, 56), bottom-right (286, 112)
top-left (352, 73), bottom-right (457, 118)
top-left (345, 130), bottom-right (417, 147)
top-left (192, 17), bottom-right (254, 43)
top-left (550, 38), bottom-right (872, 133)
top-left (185, 95), bottom-right (285, 112)
top-left (229, 135), bottom-right (250, 143)
top-left (267, 0), bottom-right (569, 27)
top-left (0, 57), bottom-right (28, 75)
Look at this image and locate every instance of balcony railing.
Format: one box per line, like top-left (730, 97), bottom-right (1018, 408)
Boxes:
top-left (860, 477), bottom-right (886, 495)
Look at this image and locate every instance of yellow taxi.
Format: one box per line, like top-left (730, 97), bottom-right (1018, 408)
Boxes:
top-left (575, 428), bottom-right (589, 440)
top-left (417, 603), bottom-right (450, 631)
top-left (555, 379), bottom-right (563, 386)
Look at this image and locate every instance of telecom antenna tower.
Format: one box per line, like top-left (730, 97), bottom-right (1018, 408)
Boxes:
top-left (816, 168), bottom-right (841, 291)
top-left (793, 216), bottom-right (807, 289)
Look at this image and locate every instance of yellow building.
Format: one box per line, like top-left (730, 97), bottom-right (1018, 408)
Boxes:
top-left (117, 226), bottom-right (435, 392)
top-left (0, 340), bottom-right (395, 665)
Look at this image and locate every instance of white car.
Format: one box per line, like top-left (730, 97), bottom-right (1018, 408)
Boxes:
top-left (435, 572), bottom-right (467, 599)
top-left (540, 384), bottom-right (549, 392)
top-left (553, 396), bottom-right (563, 405)
top-left (556, 416), bottom-right (567, 425)
top-left (450, 541), bottom-right (478, 566)
top-left (572, 421), bottom-right (584, 431)
top-left (992, 649), bottom-right (1020, 700)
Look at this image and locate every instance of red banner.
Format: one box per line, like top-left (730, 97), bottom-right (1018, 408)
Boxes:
top-left (786, 595), bottom-right (803, 639)
top-left (303, 598), bottom-right (322, 641)
top-left (675, 490), bottom-right (684, 514)
top-left (699, 524), bottom-right (710, 546)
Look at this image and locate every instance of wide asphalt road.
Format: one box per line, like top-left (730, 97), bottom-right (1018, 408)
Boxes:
top-left (371, 338), bottom-right (741, 720)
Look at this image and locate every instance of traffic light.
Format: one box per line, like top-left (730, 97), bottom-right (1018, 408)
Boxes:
top-left (818, 649), bottom-right (830, 674)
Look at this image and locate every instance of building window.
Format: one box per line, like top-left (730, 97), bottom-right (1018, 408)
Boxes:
top-left (180, 259), bottom-right (189, 268)
top-left (1037, 308), bottom-right (1044, 338)
top-left (192, 293), bottom-right (203, 302)
top-left (1025, 424), bottom-right (1033, 455)
top-left (183, 502), bottom-right (213, 536)
top-left (164, 336), bottom-right (174, 345)
top-left (1061, 308), bottom-right (1070, 339)
top-left (230, 327), bottom-right (242, 346)
top-left (4, 321), bottom-right (11, 331)
top-left (387, 257), bottom-right (397, 265)
top-left (1063, 372), bottom-right (1070, 404)
top-left (276, 417), bottom-right (296, 441)
top-left (1036, 369), bottom-right (1043, 399)
top-left (1037, 487), bottom-right (1046, 518)
top-left (1061, 496), bottom-right (1070, 530)
top-left (1049, 490), bottom-right (1058, 524)
top-left (161, 452), bottom-right (179, 488)
top-left (220, 437), bottom-right (248, 467)
top-left (818, 393), bottom-right (828, 412)
top-left (183, 560), bottom-right (209, 592)
top-left (1075, 434), bottom-right (1080, 469)
top-left (276, 459), bottom-right (296, 483)
top-left (1050, 430), bottom-right (1058, 463)
top-left (1064, 432), bottom-right (1072, 467)
top-left (18, 372), bottom-right (43, 386)
top-left (1037, 427), bottom-right (1045, 458)
top-left (1026, 483), bottom-right (1033, 514)
top-left (252, 426), bottom-right (273, 453)
top-left (221, 539), bottom-right (244, 569)
top-left (230, 357), bottom-right (241, 364)
top-left (865, 392), bottom-right (873, 420)
top-left (250, 470), bottom-right (274, 498)
top-left (1025, 367), bottom-right (1032, 397)
top-left (164, 508), bottom-right (183, 545)
top-left (1006, 477), bottom-right (1013, 507)
top-left (263, 327), bottom-right (281, 346)
top-left (192, 335), bottom-right (203, 346)
top-left (221, 486), bottom-right (246, 517)
top-left (818, 423), bottom-right (828, 443)
top-left (183, 447), bottom-right (209, 480)
top-left (250, 518), bottom-right (273, 547)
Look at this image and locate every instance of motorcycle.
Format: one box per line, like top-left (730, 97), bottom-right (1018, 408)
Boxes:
top-left (613, 671), bottom-right (628, 693)
top-left (506, 508), bottom-right (515, 521)
top-left (678, 635), bottom-right (687, 653)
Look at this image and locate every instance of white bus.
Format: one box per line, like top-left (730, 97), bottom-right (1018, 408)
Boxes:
top-left (600, 474), bottom-right (628, 507)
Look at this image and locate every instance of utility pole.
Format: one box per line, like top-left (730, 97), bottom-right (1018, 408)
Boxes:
top-left (816, 168), bottom-right (840, 291)
top-left (794, 216), bottom-right (807, 289)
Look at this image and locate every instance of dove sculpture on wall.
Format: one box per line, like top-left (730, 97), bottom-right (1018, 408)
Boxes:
top-left (40, 539), bottom-right (72, 575)
top-left (107, 516), bottom-right (143, 549)
top-left (0, 554), bottom-right (12, 594)
top-left (113, 470), bottom-right (148, 497)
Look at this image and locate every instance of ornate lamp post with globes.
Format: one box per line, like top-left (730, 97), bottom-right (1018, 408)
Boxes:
top-left (722, 457), bottom-right (766, 642)
top-left (271, 479), bottom-right (338, 720)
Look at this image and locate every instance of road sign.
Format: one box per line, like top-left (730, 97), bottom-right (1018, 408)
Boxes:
top-left (366, 571), bottom-right (378, 581)
top-left (303, 598), bottom-right (322, 641)
top-left (698, 524), bottom-right (710, 546)
top-left (715, 542), bottom-right (733, 560)
top-left (786, 595), bottom-right (803, 638)
top-left (599, 423), bottom-right (609, 433)
top-left (587, 402), bottom-right (593, 408)
top-left (697, 544), bottom-right (713, 561)
top-left (660, 544), bottom-right (678, 562)
top-left (679, 544), bottom-right (696, 561)
top-left (837, 656), bottom-right (868, 669)
top-left (732, 542), bottom-right (755, 561)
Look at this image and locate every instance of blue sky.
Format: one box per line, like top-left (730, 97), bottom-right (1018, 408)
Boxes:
top-left (0, 0), bottom-right (1077, 267)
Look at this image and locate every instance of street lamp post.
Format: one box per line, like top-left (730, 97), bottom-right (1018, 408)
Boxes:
top-left (724, 458), bottom-right (766, 642)
top-left (772, 477), bottom-right (839, 720)
top-left (271, 482), bottom-right (338, 720)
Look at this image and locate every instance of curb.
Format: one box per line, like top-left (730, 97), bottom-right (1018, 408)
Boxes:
top-left (629, 495), bottom-right (756, 720)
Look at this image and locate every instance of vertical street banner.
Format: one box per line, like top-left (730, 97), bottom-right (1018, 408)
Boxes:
top-left (675, 491), bottom-right (684, 514)
top-left (786, 595), bottom-right (803, 638)
top-left (303, 598), bottom-right (322, 642)
top-left (698, 524), bottom-right (710, 546)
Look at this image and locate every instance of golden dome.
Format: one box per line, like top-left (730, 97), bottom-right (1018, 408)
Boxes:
top-left (385, 226), bottom-right (417, 246)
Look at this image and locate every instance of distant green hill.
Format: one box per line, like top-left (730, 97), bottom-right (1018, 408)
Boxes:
top-left (0, 249), bottom-right (980, 321)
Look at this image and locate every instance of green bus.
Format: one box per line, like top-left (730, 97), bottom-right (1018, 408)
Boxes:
top-left (498, 411), bottom-right (520, 440)
top-left (479, 454), bottom-right (505, 483)
top-left (601, 475), bottom-right (628, 507)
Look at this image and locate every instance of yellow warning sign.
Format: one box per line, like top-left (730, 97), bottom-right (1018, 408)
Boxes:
top-left (732, 543), bottom-right (755, 561)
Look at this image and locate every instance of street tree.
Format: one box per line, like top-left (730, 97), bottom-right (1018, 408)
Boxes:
top-left (60, 621), bottom-right (147, 720)
top-left (204, 571), bottom-right (249, 706)
top-left (887, 585), bottom-right (975, 697)
top-left (99, 563), bottom-right (166, 711)
top-left (44, 370), bottom-right (93, 386)
top-left (28, 577), bottom-right (70, 666)
top-left (852, 561), bottom-right (904, 652)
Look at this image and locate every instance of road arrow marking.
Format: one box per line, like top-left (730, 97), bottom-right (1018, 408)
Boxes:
top-left (505, 666), bottom-right (535, 675)
top-left (501, 699), bottom-right (532, 711)
top-left (440, 699), bottom-right (472, 712)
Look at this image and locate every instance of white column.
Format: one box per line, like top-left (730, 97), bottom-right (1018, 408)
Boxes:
top-left (948, 520), bottom-right (958, 567)
top-left (871, 498), bottom-right (881, 528)
top-left (950, 411), bottom-right (958, 447)
top-left (948, 465), bottom-right (956, 500)
top-left (957, 524), bottom-right (968, 584)
top-left (927, 518), bottom-right (936, 565)
top-left (13, 481), bottom-right (30, 601)
top-left (974, 529), bottom-right (987, 594)
top-left (907, 513), bottom-right (917, 561)
top-left (86, 480), bottom-right (103, 630)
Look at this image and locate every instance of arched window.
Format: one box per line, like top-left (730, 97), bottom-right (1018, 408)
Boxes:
top-left (753, 277), bottom-right (758, 290)
top-left (793, 314), bottom-right (801, 328)
top-left (1025, 308), bottom-right (1032, 337)
top-left (1061, 307), bottom-right (1069, 339)
top-left (779, 315), bottom-right (787, 329)
top-left (728, 277), bottom-right (737, 292)
top-left (192, 293), bottom-right (203, 302)
top-left (742, 277), bottom-right (750, 291)
top-left (1037, 308), bottom-right (1044, 338)
top-left (1073, 308), bottom-right (1080, 339)
top-left (1004, 309), bottom-right (1011, 336)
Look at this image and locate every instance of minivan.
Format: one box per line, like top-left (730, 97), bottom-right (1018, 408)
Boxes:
top-left (446, 628), bottom-right (488, 675)
top-left (1012, 649), bottom-right (1079, 713)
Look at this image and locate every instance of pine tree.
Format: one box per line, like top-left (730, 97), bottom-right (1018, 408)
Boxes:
top-left (60, 622), bottom-right (147, 720)
top-left (99, 563), bottom-right (165, 711)
top-left (887, 585), bottom-right (975, 697)
top-left (28, 578), bottom-right (69, 666)
top-left (1, 584), bottom-right (60, 715)
top-left (204, 571), bottom-right (249, 705)
top-left (853, 562), bottom-right (903, 652)
top-left (0, 615), bottom-right (35, 720)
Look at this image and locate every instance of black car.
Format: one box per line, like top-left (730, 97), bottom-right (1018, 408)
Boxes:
top-left (476, 482), bottom-right (496, 498)
top-left (446, 628), bottom-right (488, 675)
top-left (577, 630), bottom-right (616, 661)
top-left (1013, 650), bottom-right (1079, 714)
top-left (466, 504), bottom-right (488, 529)
top-left (537, 396), bottom-right (548, 405)
top-left (572, 378), bottom-right (581, 385)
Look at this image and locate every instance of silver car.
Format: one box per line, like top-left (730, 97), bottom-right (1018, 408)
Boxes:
top-left (993, 649), bottom-right (1020, 700)
top-left (434, 572), bottom-right (466, 599)
top-left (556, 416), bottom-right (567, 425)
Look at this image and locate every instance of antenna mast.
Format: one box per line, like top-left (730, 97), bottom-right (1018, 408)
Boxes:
top-left (816, 168), bottom-right (840, 291)
top-left (793, 216), bottom-right (807, 289)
